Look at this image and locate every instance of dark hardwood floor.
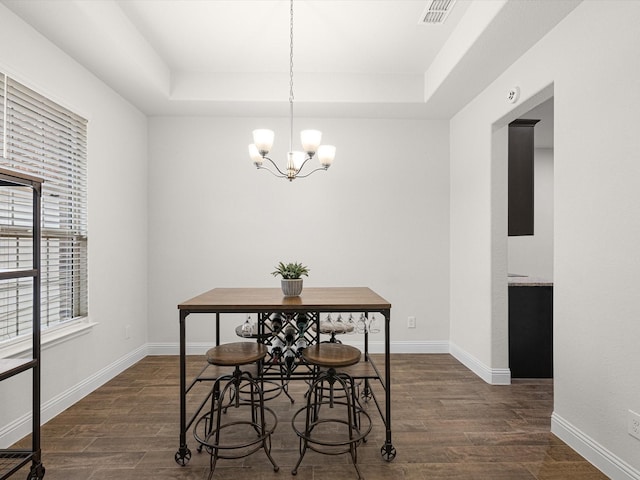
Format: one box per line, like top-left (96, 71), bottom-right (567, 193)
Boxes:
top-left (13, 354), bottom-right (608, 479)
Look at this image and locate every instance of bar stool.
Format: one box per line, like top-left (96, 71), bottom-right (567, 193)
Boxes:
top-left (193, 342), bottom-right (279, 479)
top-left (291, 343), bottom-right (372, 479)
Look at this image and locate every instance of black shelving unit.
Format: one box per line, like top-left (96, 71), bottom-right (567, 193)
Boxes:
top-left (0, 167), bottom-right (45, 480)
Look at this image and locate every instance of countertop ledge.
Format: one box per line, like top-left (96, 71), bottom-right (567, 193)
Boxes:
top-left (508, 275), bottom-right (553, 286)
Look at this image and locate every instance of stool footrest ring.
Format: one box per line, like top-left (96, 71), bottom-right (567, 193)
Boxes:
top-left (193, 405), bottom-right (278, 456)
top-left (291, 406), bottom-right (372, 450)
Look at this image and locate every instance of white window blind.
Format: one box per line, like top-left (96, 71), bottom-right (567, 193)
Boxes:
top-left (0, 73), bottom-right (88, 342)
top-left (0, 74), bottom-right (4, 155)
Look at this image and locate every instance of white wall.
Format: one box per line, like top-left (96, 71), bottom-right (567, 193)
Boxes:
top-left (508, 148), bottom-right (554, 279)
top-left (450, 1), bottom-right (640, 477)
top-left (147, 116), bottom-right (450, 352)
top-left (0, 4), bottom-right (148, 444)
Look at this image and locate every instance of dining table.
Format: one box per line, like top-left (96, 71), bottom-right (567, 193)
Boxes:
top-left (174, 286), bottom-right (396, 465)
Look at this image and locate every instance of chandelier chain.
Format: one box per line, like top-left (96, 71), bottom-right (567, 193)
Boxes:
top-left (289, 0), bottom-right (294, 151)
top-left (289, 0), bottom-right (294, 105)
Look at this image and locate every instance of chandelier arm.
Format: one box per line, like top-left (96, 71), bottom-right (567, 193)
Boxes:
top-left (256, 165), bottom-right (287, 179)
top-left (260, 156), bottom-right (288, 177)
top-left (294, 155), bottom-right (315, 174)
top-left (291, 166), bottom-right (329, 179)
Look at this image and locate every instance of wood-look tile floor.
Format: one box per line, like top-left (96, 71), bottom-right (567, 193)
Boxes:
top-left (12, 354), bottom-right (609, 479)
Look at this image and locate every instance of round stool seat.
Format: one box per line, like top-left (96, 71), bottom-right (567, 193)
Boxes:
top-left (302, 343), bottom-right (361, 369)
top-left (206, 342), bottom-right (267, 367)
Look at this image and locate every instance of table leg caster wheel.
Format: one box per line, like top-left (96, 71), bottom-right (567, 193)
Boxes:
top-left (380, 444), bottom-right (396, 462)
top-left (174, 447), bottom-right (192, 466)
top-left (26, 464), bottom-right (45, 480)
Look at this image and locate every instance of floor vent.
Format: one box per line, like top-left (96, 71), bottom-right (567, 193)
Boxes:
top-left (420, 0), bottom-right (457, 24)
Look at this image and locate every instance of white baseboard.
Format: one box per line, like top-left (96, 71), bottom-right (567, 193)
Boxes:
top-left (0, 344), bottom-right (147, 448)
top-left (387, 340), bottom-right (449, 354)
top-left (552, 412), bottom-right (640, 480)
top-left (147, 340), bottom-right (450, 356)
top-left (449, 342), bottom-right (511, 385)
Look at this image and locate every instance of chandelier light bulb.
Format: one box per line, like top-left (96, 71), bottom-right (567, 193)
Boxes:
top-left (248, 144), bottom-right (263, 165)
top-left (252, 129), bottom-right (274, 155)
top-left (317, 145), bottom-right (336, 167)
top-left (292, 151), bottom-right (305, 171)
top-left (300, 129), bottom-right (322, 155)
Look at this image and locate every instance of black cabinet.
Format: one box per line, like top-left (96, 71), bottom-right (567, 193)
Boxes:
top-left (508, 285), bottom-right (553, 378)
top-left (508, 119), bottom-right (539, 236)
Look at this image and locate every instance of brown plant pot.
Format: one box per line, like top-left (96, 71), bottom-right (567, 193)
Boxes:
top-left (281, 279), bottom-right (303, 297)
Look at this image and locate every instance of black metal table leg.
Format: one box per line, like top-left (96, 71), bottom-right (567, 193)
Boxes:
top-left (176, 309), bottom-right (192, 466)
top-left (381, 309), bottom-right (396, 461)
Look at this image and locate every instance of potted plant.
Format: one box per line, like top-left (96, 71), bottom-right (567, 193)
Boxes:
top-left (272, 261), bottom-right (309, 297)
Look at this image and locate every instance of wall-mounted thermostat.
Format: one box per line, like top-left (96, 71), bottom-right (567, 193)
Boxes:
top-left (507, 87), bottom-right (520, 104)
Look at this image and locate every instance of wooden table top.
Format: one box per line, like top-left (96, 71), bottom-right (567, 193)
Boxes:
top-left (178, 287), bottom-right (391, 313)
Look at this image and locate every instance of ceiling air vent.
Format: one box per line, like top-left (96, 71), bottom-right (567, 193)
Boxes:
top-left (419, 0), bottom-right (457, 24)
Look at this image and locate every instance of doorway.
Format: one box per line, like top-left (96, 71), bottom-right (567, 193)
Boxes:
top-left (489, 84), bottom-right (554, 384)
top-left (507, 97), bottom-right (554, 379)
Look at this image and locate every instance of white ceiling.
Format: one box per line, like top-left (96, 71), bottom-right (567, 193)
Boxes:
top-left (2, 0), bottom-right (581, 118)
top-left (118, 0), bottom-right (466, 75)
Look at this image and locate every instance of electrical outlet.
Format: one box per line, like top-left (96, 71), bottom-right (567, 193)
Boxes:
top-left (407, 316), bottom-right (416, 329)
top-left (125, 325), bottom-right (131, 340)
top-left (629, 410), bottom-right (640, 440)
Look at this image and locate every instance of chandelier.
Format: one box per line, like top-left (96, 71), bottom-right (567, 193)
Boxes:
top-left (248, 0), bottom-right (336, 181)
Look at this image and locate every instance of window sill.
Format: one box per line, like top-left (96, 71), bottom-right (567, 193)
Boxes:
top-left (0, 318), bottom-right (98, 359)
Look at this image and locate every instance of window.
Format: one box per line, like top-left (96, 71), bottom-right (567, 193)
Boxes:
top-left (0, 73), bottom-right (88, 342)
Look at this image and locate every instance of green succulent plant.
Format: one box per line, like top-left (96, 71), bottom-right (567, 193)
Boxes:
top-left (271, 261), bottom-right (310, 280)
